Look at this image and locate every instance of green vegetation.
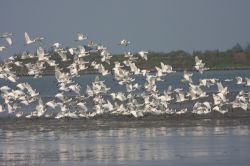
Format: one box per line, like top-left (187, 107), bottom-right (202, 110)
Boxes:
top-left (3, 43), bottom-right (250, 75)
top-left (116, 43), bottom-right (250, 71)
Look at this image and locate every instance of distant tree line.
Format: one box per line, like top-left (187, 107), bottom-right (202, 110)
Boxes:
top-left (115, 43), bottom-right (250, 71)
top-left (1, 43), bottom-right (250, 75)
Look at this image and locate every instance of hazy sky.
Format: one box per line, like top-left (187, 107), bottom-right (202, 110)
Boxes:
top-left (1, 0), bottom-right (250, 58)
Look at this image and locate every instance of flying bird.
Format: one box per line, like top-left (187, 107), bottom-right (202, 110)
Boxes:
top-left (118, 39), bottom-right (130, 46)
top-left (76, 32), bottom-right (87, 41)
top-left (0, 32), bottom-right (13, 46)
top-left (0, 46), bottom-right (6, 52)
top-left (24, 32), bottom-right (44, 45)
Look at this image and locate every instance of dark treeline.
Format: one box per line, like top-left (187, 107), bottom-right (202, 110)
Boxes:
top-left (142, 43), bottom-right (250, 71)
top-left (2, 43), bottom-right (250, 75)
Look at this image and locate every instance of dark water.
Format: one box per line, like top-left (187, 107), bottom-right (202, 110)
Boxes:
top-left (0, 118), bottom-right (250, 166)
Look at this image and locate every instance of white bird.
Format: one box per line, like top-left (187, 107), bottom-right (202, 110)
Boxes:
top-left (102, 100), bottom-right (114, 111)
top-left (0, 105), bottom-right (4, 113)
top-left (176, 91), bottom-right (188, 103)
top-left (192, 102), bottom-right (211, 114)
top-left (64, 112), bottom-right (79, 118)
top-left (35, 98), bottom-right (46, 117)
top-left (24, 32), bottom-right (44, 45)
top-left (98, 64), bottom-right (109, 76)
top-left (77, 102), bottom-right (88, 111)
top-left (126, 82), bottom-right (141, 92)
top-left (100, 49), bottom-right (112, 63)
top-left (69, 84), bottom-right (81, 95)
top-left (246, 78), bottom-right (250, 86)
top-left (52, 42), bottom-right (61, 48)
top-left (194, 56), bottom-right (209, 74)
top-left (97, 44), bottom-right (107, 51)
top-left (217, 82), bottom-right (228, 95)
top-left (138, 51), bottom-right (148, 61)
top-left (46, 100), bottom-right (57, 109)
top-left (46, 59), bottom-right (57, 67)
top-left (55, 93), bottom-right (64, 101)
top-left (130, 110), bottom-right (143, 118)
top-left (129, 62), bottom-right (140, 75)
top-left (14, 61), bottom-right (23, 67)
top-left (160, 62), bottom-right (175, 73)
top-left (68, 47), bottom-right (77, 55)
top-left (0, 86), bottom-right (11, 93)
top-left (24, 32), bottom-right (36, 45)
top-left (231, 91), bottom-right (249, 111)
top-left (158, 90), bottom-right (173, 102)
top-left (58, 50), bottom-right (69, 61)
top-left (124, 52), bottom-right (138, 61)
top-left (119, 39), bottom-right (130, 46)
top-left (199, 78), bottom-right (218, 87)
top-left (155, 66), bottom-right (165, 78)
top-left (88, 40), bottom-right (97, 47)
top-left (15, 111), bottom-right (23, 118)
top-left (224, 79), bottom-right (233, 82)
top-left (235, 76), bottom-right (244, 85)
top-left (76, 32), bottom-right (87, 41)
top-left (188, 83), bottom-right (207, 100)
top-left (0, 46), bottom-right (6, 52)
top-left (176, 108), bottom-right (188, 115)
top-left (78, 45), bottom-right (89, 57)
top-left (0, 32), bottom-right (13, 46)
top-left (37, 46), bottom-right (49, 62)
top-left (110, 92), bottom-right (127, 102)
top-left (213, 105), bottom-right (228, 114)
top-left (52, 42), bottom-right (63, 52)
top-left (213, 93), bottom-right (228, 106)
top-left (6, 103), bottom-right (15, 114)
top-left (22, 83), bottom-right (39, 97)
top-left (86, 85), bottom-right (94, 97)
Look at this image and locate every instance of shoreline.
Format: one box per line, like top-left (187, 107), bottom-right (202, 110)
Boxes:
top-left (1, 111), bottom-right (250, 124)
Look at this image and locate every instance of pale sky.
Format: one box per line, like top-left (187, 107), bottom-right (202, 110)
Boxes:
top-left (1, 0), bottom-right (250, 58)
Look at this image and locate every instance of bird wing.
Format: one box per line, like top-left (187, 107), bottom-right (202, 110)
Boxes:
top-left (203, 102), bottom-right (211, 110)
top-left (24, 32), bottom-right (31, 43)
top-left (37, 47), bottom-right (45, 59)
top-left (217, 82), bottom-right (223, 92)
top-left (55, 68), bottom-right (62, 81)
top-left (5, 37), bottom-right (12, 46)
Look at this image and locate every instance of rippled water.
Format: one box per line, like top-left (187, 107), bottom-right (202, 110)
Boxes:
top-left (0, 118), bottom-right (250, 165)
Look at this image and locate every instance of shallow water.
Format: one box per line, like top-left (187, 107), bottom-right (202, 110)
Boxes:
top-left (0, 118), bottom-right (250, 165)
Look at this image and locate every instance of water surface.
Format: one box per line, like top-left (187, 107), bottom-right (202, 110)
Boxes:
top-left (0, 118), bottom-right (250, 165)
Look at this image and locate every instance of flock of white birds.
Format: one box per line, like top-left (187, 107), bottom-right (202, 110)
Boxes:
top-left (0, 32), bottom-right (249, 119)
